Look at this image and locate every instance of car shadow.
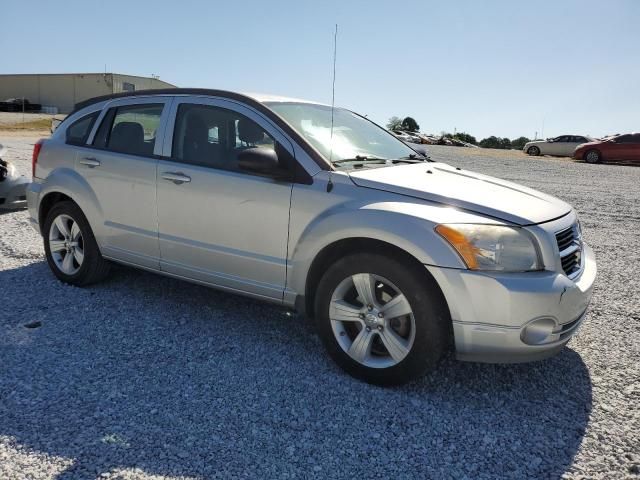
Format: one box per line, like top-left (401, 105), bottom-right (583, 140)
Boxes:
top-left (575, 159), bottom-right (640, 167)
top-left (0, 261), bottom-right (593, 479)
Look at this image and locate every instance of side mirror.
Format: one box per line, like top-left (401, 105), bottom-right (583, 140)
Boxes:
top-left (238, 147), bottom-right (284, 176)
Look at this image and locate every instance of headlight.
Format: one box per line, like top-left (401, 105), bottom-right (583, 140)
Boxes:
top-left (435, 224), bottom-right (541, 272)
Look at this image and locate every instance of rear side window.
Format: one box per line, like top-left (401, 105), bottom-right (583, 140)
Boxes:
top-left (66, 112), bottom-right (99, 145)
top-left (93, 104), bottom-right (163, 156)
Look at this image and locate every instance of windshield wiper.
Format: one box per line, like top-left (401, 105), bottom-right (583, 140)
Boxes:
top-left (390, 153), bottom-right (429, 163)
top-left (332, 155), bottom-right (388, 165)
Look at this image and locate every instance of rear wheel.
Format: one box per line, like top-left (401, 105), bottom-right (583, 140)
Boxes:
top-left (527, 146), bottom-right (541, 156)
top-left (584, 149), bottom-right (601, 164)
top-left (315, 253), bottom-right (450, 385)
top-left (43, 201), bottom-right (110, 286)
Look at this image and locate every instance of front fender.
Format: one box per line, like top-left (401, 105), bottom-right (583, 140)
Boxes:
top-left (288, 201), bottom-right (473, 296)
top-left (38, 167), bottom-right (105, 240)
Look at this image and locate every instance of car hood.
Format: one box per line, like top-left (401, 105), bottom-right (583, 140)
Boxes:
top-left (348, 162), bottom-right (572, 225)
top-left (524, 140), bottom-right (547, 147)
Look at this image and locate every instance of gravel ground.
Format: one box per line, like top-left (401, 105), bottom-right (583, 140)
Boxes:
top-left (0, 138), bottom-right (638, 479)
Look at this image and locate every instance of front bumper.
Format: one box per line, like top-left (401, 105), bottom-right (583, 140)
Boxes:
top-left (427, 242), bottom-right (596, 363)
top-left (0, 174), bottom-right (29, 210)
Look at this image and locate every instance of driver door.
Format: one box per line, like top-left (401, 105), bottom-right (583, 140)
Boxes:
top-left (156, 96), bottom-right (296, 301)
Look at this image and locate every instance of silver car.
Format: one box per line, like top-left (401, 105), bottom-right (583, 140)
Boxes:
top-left (524, 135), bottom-right (594, 157)
top-left (26, 89), bottom-right (596, 385)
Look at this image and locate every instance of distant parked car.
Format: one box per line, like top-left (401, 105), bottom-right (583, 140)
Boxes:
top-left (392, 130), bottom-right (422, 144)
top-left (0, 144), bottom-right (29, 210)
top-left (573, 133), bottom-right (640, 164)
top-left (523, 135), bottom-right (593, 157)
top-left (0, 98), bottom-right (42, 112)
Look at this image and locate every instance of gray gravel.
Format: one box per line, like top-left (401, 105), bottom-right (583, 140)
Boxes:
top-left (0, 138), bottom-right (638, 479)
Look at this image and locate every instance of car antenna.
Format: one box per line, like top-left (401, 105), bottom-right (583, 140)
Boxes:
top-left (327, 23), bottom-right (338, 193)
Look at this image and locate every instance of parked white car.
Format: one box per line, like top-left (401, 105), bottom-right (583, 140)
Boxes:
top-left (523, 135), bottom-right (594, 157)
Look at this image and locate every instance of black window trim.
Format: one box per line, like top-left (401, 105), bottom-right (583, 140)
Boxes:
top-left (65, 111), bottom-right (100, 146)
top-left (168, 101), bottom-right (312, 185)
top-left (87, 102), bottom-right (165, 159)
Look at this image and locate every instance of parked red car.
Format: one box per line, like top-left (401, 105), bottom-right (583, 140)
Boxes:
top-left (574, 133), bottom-right (640, 163)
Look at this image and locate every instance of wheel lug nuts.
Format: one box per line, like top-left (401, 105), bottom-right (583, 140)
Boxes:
top-left (359, 313), bottom-right (365, 319)
top-left (377, 326), bottom-right (383, 331)
top-left (367, 305), bottom-right (373, 311)
top-left (377, 312), bottom-right (383, 318)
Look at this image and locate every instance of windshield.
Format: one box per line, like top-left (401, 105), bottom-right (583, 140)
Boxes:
top-left (266, 102), bottom-right (418, 164)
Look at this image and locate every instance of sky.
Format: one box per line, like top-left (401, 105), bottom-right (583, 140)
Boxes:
top-left (2, 0), bottom-right (639, 140)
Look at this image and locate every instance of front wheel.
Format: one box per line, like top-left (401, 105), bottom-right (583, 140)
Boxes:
top-left (527, 146), bottom-right (541, 156)
top-left (584, 149), bottom-right (602, 164)
top-left (315, 253), bottom-right (450, 385)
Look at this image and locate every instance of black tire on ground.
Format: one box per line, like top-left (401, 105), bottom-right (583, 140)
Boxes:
top-left (584, 149), bottom-right (602, 164)
top-left (314, 252), bottom-right (451, 386)
top-left (527, 146), bottom-right (541, 156)
top-left (43, 200), bottom-right (110, 286)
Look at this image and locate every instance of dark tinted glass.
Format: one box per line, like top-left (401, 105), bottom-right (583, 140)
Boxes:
top-left (104, 104), bottom-right (163, 156)
top-left (172, 103), bottom-right (275, 171)
top-left (66, 112), bottom-right (99, 145)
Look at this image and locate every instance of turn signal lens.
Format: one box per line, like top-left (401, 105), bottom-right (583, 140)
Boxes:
top-left (435, 224), bottom-right (479, 269)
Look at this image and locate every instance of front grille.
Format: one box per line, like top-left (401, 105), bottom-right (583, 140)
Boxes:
top-left (555, 225), bottom-right (581, 277)
top-left (556, 227), bottom-right (575, 251)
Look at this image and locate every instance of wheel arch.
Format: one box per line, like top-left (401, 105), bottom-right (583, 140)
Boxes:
top-left (36, 168), bottom-right (104, 239)
top-left (299, 237), bottom-right (451, 325)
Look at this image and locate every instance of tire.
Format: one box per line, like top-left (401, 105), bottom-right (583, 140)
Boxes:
top-left (527, 146), bottom-right (541, 156)
top-left (43, 201), bottom-right (110, 286)
top-left (314, 253), bottom-right (450, 386)
top-left (584, 149), bottom-right (602, 164)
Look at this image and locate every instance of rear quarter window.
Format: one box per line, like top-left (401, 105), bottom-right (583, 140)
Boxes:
top-left (66, 112), bottom-right (99, 145)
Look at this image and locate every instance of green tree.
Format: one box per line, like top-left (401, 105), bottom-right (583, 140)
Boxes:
top-left (386, 116), bottom-right (403, 131)
top-left (479, 136), bottom-right (514, 149)
top-left (401, 116), bottom-right (420, 132)
top-left (500, 137), bottom-right (512, 149)
top-left (510, 136), bottom-right (531, 150)
top-left (479, 136), bottom-right (501, 148)
top-left (455, 132), bottom-right (477, 144)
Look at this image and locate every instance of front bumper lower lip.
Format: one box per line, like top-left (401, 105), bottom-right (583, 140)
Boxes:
top-left (426, 242), bottom-right (596, 363)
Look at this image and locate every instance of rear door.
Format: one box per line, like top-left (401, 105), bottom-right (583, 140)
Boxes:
top-left (82, 97), bottom-right (172, 268)
top-left (550, 136), bottom-right (573, 156)
top-left (156, 96), bottom-right (297, 301)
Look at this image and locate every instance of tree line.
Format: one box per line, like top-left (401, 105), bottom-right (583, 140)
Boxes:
top-left (386, 116), bottom-right (531, 150)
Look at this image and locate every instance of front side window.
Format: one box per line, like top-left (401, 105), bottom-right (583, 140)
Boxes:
top-left (172, 103), bottom-right (275, 171)
top-left (102, 104), bottom-right (163, 156)
top-left (66, 111), bottom-right (99, 145)
top-left (266, 102), bottom-right (417, 165)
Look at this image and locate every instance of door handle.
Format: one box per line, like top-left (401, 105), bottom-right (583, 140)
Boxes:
top-left (162, 172), bottom-right (191, 184)
top-left (79, 157), bottom-right (100, 167)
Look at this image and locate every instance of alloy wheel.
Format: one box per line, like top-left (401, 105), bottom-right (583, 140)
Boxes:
top-left (329, 273), bottom-right (416, 368)
top-left (585, 150), bottom-right (600, 163)
top-left (49, 214), bottom-right (84, 275)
